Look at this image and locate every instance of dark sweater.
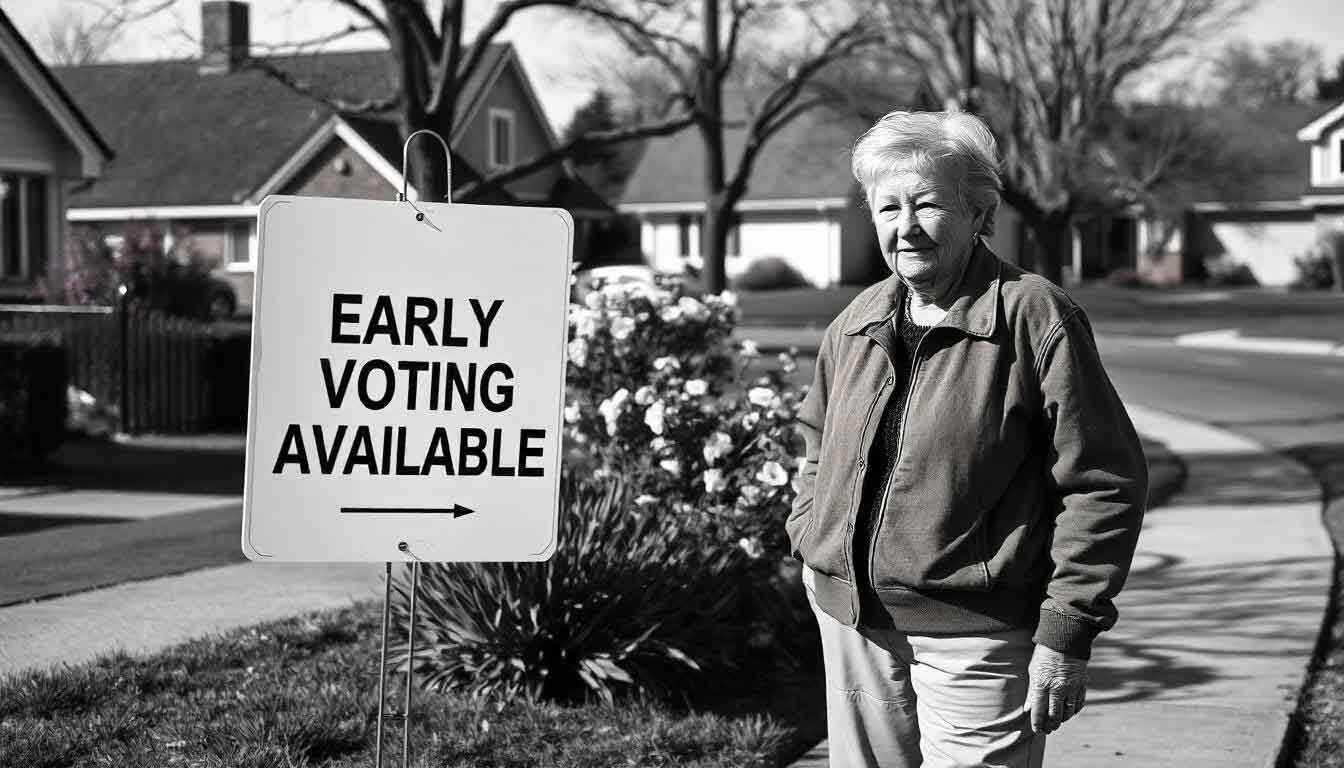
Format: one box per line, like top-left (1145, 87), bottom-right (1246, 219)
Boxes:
top-left (853, 299), bottom-right (929, 629)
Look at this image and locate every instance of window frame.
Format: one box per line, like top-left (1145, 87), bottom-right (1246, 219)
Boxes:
top-left (487, 108), bottom-right (516, 171)
top-left (0, 172), bottom-right (49, 281)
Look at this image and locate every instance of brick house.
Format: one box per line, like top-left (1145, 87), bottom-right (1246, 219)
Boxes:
top-left (0, 7), bottom-right (111, 302)
top-left (54, 0), bottom-right (609, 313)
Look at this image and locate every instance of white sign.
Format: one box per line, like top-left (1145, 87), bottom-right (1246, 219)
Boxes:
top-left (241, 195), bottom-right (572, 562)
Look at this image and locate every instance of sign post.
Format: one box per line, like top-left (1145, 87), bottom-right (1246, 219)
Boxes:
top-left (242, 131), bottom-right (572, 766)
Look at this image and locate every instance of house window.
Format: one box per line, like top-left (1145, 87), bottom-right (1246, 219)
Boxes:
top-left (227, 220), bottom-right (252, 264)
top-left (1338, 136), bottom-right (1344, 175)
top-left (0, 173), bottom-right (47, 280)
top-left (488, 109), bottom-right (515, 170)
top-left (677, 214), bottom-right (691, 258)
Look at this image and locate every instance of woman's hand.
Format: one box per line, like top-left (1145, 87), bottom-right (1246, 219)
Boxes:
top-left (1026, 644), bottom-right (1088, 734)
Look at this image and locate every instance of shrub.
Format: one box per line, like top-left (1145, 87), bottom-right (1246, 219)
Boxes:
top-left (564, 277), bottom-right (805, 562)
top-left (1204, 256), bottom-right (1259, 287)
top-left (395, 474), bottom-right (754, 705)
top-left (0, 331), bottom-right (68, 467)
top-left (1292, 229), bottom-right (1344, 291)
top-left (731, 257), bottom-right (813, 291)
top-left (403, 277), bottom-right (815, 705)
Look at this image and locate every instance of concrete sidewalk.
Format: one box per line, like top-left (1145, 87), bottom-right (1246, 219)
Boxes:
top-left (788, 404), bottom-right (1333, 768)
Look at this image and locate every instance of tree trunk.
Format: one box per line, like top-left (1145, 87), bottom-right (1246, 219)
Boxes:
top-left (701, 197), bottom-right (732, 293)
top-left (407, 135), bottom-right (450, 202)
top-left (1028, 215), bottom-right (1070, 286)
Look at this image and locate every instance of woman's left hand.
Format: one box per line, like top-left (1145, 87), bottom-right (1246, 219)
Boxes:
top-left (1026, 644), bottom-right (1089, 734)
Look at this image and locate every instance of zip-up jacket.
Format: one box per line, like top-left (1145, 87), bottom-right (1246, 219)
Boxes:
top-left (785, 243), bottom-right (1148, 659)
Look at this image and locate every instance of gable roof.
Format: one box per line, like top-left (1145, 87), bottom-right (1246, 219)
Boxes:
top-left (1296, 99), bottom-right (1344, 142)
top-left (0, 8), bottom-right (112, 177)
top-left (54, 45), bottom-right (513, 209)
top-left (619, 96), bottom-right (869, 209)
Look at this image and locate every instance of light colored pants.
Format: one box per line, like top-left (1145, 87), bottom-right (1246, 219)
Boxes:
top-left (804, 565), bottom-right (1045, 768)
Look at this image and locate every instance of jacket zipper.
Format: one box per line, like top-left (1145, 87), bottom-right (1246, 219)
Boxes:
top-left (867, 324), bottom-right (930, 594)
top-left (845, 349), bottom-right (894, 623)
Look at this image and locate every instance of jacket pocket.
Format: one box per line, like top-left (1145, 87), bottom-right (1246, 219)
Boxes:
top-left (869, 505), bottom-right (993, 592)
top-left (784, 501), bottom-right (816, 561)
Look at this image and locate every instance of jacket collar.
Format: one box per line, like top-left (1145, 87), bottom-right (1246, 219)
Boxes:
top-left (841, 240), bottom-right (1001, 339)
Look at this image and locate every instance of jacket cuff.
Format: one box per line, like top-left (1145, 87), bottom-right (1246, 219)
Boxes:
top-left (1032, 608), bottom-right (1100, 660)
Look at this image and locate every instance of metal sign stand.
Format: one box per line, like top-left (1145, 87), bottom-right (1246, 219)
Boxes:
top-left (373, 129), bottom-right (452, 768)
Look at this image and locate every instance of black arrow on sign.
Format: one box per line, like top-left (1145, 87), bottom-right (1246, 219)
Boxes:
top-left (341, 505), bottom-right (476, 518)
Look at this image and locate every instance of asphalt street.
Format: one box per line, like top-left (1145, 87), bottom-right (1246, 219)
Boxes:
top-left (1097, 336), bottom-right (1344, 458)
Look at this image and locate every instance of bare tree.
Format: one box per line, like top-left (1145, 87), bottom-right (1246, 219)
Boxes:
top-left (38, 0), bottom-right (173, 66)
top-left (574, 0), bottom-right (880, 291)
top-left (245, 0), bottom-right (708, 207)
top-left (840, 0), bottom-right (1250, 283)
top-left (255, 0), bottom-right (875, 292)
top-left (1210, 38), bottom-right (1324, 107)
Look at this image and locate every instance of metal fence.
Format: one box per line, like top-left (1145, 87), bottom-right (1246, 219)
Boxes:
top-left (0, 302), bottom-right (231, 434)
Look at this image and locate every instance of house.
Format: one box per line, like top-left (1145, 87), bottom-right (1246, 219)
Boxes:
top-left (53, 0), bottom-right (609, 313)
top-left (1176, 101), bottom-right (1340, 287)
top-left (617, 95), bottom-right (1026, 288)
top-left (0, 7), bottom-right (111, 302)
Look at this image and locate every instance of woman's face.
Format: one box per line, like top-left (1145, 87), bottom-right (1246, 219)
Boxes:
top-left (869, 163), bottom-right (984, 302)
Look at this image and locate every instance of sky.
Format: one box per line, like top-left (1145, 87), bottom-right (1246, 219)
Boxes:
top-left (3, 0), bottom-right (1343, 131)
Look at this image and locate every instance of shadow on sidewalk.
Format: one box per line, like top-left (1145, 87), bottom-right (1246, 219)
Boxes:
top-left (1082, 447), bottom-right (1326, 708)
top-left (1, 437), bottom-right (244, 496)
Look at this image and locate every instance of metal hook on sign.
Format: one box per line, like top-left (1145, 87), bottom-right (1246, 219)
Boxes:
top-left (398, 129), bottom-right (453, 223)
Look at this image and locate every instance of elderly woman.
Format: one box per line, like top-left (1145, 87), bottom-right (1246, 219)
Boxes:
top-left (785, 109), bottom-right (1148, 767)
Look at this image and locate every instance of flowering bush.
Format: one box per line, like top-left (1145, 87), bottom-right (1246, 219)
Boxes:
top-left (408, 275), bottom-right (815, 705)
top-left (564, 275), bottom-right (806, 562)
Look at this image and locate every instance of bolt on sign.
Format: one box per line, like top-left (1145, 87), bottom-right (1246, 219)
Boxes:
top-left (241, 195), bottom-right (572, 562)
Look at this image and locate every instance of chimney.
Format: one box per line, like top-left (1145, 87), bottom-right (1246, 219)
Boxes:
top-left (200, 1), bottom-right (250, 75)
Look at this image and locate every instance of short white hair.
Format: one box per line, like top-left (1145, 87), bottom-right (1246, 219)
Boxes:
top-left (851, 110), bottom-right (1002, 236)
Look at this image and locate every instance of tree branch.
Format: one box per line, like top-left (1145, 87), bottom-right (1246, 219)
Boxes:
top-left (455, 111), bottom-right (698, 199)
top-left (246, 56), bottom-right (400, 114)
top-left (331, 0), bottom-right (389, 37)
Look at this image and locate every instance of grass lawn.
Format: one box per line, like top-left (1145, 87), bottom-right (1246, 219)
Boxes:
top-left (0, 603), bottom-right (824, 768)
top-left (737, 283), bottom-right (1344, 342)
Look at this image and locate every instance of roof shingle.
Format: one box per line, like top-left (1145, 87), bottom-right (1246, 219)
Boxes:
top-left (54, 46), bottom-right (507, 208)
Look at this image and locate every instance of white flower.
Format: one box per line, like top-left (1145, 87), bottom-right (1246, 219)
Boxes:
top-left (650, 436), bottom-right (668, 452)
top-left (659, 458), bottom-right (682, 476)
top-left (575, 309), bottom-right (600, 339)
top-left (756, 460), bottom-right (788, 487)
top-left (653, 356), bottom-right (681, 372)
top-left (684, 379), bottom-right (708, 397)
top-left (777, 352), bottom-right (797, 373)
top-left (741, 411), bottom-right (760, 429)
top-left (644, 400), bottom-right (666, 435)
top-left (584, 291), bottom-right (605, 310)
top-left (635, 494), bottom-right (658, 507)
top-left (703, 431), bottom-right (734, 464)
top-left (748, 386), bottom-right (777, 407)
top-left (703, 468), bottom-right (727, 493)
top-left (740, 339), bottom-right (760, 358)
top-left (719, 290), bottom-right (738, 307)
top-left (741, 484), bottom-right (762, 505)
top-left (567, 338), bottom-right (588, 368)
top-left (610, 316), bottom-right (636, 341)
top-left (659, 304), bottom-right (683, 324)
top-left (738, 536), bottom-right (764, 559)
top-left (597, 388), bottom-right (630, 435)
top-left (634, 385), bottom-right (657, 406)
top-left (677, 296), bottom-right (708, 320)
top-left (563, 402), bottom-right (581, 423)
